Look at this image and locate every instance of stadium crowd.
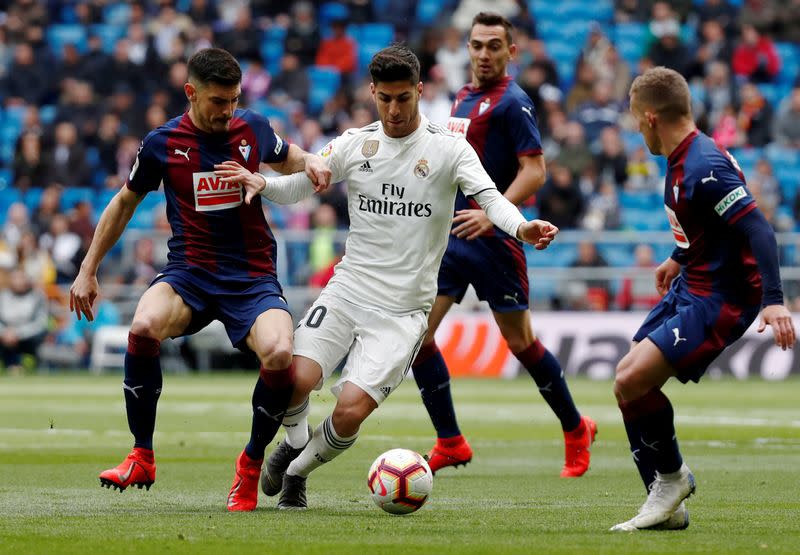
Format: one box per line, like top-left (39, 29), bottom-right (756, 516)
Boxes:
top-left (0, 0), bottom-right (799, 371)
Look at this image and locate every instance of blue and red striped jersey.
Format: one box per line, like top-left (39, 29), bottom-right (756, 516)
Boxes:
top-left (126, 109), bottom-right (289, 280)
top-left (665, 130), bottom-right (761, 298)
top-left (447, 76), bottom-right (542, 228)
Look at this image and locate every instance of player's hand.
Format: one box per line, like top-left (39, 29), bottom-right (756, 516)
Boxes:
top-left (303, 153), bottom-right (332, 193)
top-left (516, 219), bottom-right (558, 250)
top-left (655, 257), bottom-right (681, 296)
top-left (214, 161), bottom-right (265, 205)
top-left (69, 271), bottom-right (99, 321)
top-left (452, 209), bottom-right (493, 240)
top-left (758, 304), bottom-right (796, 350)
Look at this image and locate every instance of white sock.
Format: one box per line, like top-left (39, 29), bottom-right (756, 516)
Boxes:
top-left (282, 398), bottom-right (310, 449)
top-left (286, 415), bottom-right (357, 478)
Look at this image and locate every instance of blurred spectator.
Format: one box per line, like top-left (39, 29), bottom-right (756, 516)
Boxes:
top-left (603, 46), bottom-right (632, 102)
top-left (39, 213), bottom-right (81, 284)
top-left (94, 113), bottom-right (123, 177)
top-left (69, 200), bottom-right (95, 252)
top-left (315, 19), bottom-right (357, 78)
top-left (54, 293), bottom-right (120, 368)
top-left (419, 70), bottom-right (452, 125)
top-left (712, 104), bottom-right (743, 148)
top-left (452, 0), bottom-right (520, 32)
top-left (317, 93), bottom-right (350, 136)
top-left (555, 121), bottom-right (593, 178)
top-left (565, 60), bottom-right (596, 114)
top-left (187, 0), bottom-right (220, 26)
top-left (564, 241), bottom-right (611, 310)
top-left (294, 119), bottom-right (329, 154)
top-left (696, 0), bottom-right (740, 38)
top-left (573, 80), bottom-right (624, 145)
top-left (737, 82), bottom-right (773, 147)
top-left (527, 39), bottom-right (560, 86)
top-left (773, 87), bottom-right (800, 148)
top-left (144, 104), bottom-right (168, 133)
top-left (751, 158), bottom-right (782, 208)
top-left (219, 7), bottom-right (262, 62)
top-left (271, 53), bottom-right (310, 104)
top-left (739, 0), bottom-right (779, 34)
top-left (732, 24), bottom-right (780, 83)
top-left (104, 39), bottom-right (141, 97)
top-left (625, 146), bottom-right (660, 191)
top-left (15, 230), bottom-right (55, 286)
top-left (284, 2), bottom-right (320, 66)
top-left (241, 58), bottom-right (271, 106)
top-left (31, 185), bottom-right (61, 237)
top-left (122, 237), bottom-right (159, 286)
top-left (646, 1), bottom-right (681, 48)
top-left (46, 122), bottom-right (90, 187)
top-left (581, 24), bottom-right (613, 79)
top-left (698, 61), bottom-right (737, 130)
top-left (308, 203), bottom-right (340, 276)
top-left (148, 3), bottom-right (194, 62)
top-left (776, 0), bottom-right (800, 43)
top-left (646, 19), bottom-right (691, 76)
top-left (0, 267), bottom-right (48, 372)
top-left (687, 20), bottom-right (733, 81)
top-left (536, 163), bottom-right (586, 229)
top-left (2, 203), bottom-right (30, 250)
top-left (436, 27), bottom-right (470, 96)
top-left (615, 0), bottom-right (651, 22)
top-left (13, 131), bottom-right (51, 191)
top-left (616, 243), bottom-right (660, 310)
top-left (3, 42), bottom-right (49, 106)
top-left (79, 33), bottom-right (113, 94)
top-left (594, 127), bottom-right (629, 190)
top-left (56, 80), bottom-right (101, 144)
top-left (583, 180), bottom-right (622, 231)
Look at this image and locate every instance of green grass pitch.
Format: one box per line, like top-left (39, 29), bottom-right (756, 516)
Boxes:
top-left (1, 374), bottom-right (799, 554)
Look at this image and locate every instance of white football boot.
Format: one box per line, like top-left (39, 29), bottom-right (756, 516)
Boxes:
top-left (610, 464), bottom-right (695, 531)
top-left (652, 501), bottom-right (690, 530)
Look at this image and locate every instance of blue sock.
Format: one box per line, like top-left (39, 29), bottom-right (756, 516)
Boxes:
top-left (123, 333), bottom-right (163, 451)
top-left (412, 342), bottom-right (461, 439)
top-left (517, 340), bottom-right (581, 431)
top-left (245, 366), bottom-right (295, 460)
top-left (620, 388), bottom-right (682, 490)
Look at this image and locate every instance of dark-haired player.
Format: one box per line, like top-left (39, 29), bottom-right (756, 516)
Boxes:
top-left (411, 12), bottom-right (596, 477)
top-left (215, 44), bottom-right (560, 509)
top-left (611, 66), bottom-right (795, 531)
top-left (69, 48), bottom-right (331, 511)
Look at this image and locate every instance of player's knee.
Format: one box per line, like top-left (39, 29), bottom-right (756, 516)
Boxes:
top-left (129, 315), bottom-right (162, 340)
top-left (331, 404), bottom-right (366, 437)
top-left (614, 364), bottom-right (646, 402)
top-left (257, 338), bottom-right (293, 369)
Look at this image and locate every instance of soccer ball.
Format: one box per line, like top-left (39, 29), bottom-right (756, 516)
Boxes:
top-left (367, 448), bottom-right (433, 515)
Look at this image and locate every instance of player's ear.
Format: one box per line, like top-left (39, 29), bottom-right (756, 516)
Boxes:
top-left (184, 82), bottom-right (196, 102)
top-left (508, 42), bottom-right (517, 60)
top-left (417, 82), bottom-right (423, 96)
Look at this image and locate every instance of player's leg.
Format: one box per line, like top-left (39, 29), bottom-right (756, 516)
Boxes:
top-left (411, 294), bottom-right (474, 473)
top-left (278, 382), bottom-right (378, 510)
top-left (100, 281), bottom-right (193, 491)
top-left (228, 306), bottom-right (296, 511)
top-left (610, 339), bottom-right (695, 531)
top-left (493, 309), bottom-right (596, 477)
top-left (260, 355), bottom-right (321, 498)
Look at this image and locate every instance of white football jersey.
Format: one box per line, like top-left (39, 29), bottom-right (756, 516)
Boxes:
top-left (320, 115), bottom-right (499, 314)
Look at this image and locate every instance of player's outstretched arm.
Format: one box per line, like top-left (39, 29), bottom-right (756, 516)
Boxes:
top-left (70, 187), bottom-right (143, 321)
top-left (758, 305), bottom-right (796, 350)
top-left (516, 219), bottom-right (559, 250)
top-left (268, 144), bottom-right (331, 192)
top-left (215, 160), bottom-right (316, 205)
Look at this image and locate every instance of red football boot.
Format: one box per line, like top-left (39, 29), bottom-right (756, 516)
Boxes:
top-left (227, 450), bottom-right (263, 512)
top-left (425, 435), bottom-right (473, 474)
top-left (560, 416), bottom-right (598, 478)
top-left (99, 448), bottom-right (156, 491)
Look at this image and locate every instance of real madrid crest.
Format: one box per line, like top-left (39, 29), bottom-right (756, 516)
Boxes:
top-left (362, 140), bottom-right (379, 158)
top-left (414, 159), bottom-right (430, 178)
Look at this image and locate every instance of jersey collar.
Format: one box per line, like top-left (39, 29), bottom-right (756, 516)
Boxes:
top-left (667, 129), bottom-right (699, 167)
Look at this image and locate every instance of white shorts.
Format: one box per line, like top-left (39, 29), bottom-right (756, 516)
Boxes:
top-left (293, 291), bottom-right (428, 404)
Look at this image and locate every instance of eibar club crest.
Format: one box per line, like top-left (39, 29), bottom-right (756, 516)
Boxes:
top-left (239, 139), bottom-right (251, 162)
top-left (362, 140), bottom-right (379, 158)
top-left (478, 98), bottom-right (491, 115)
top-left (414, 159), bottom-right (430, 178)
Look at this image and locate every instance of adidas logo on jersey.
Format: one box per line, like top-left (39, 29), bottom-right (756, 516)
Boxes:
top-left (359, 161), bottom-right (373, 173)
top-left (379, 386), bottom-right (391, 396)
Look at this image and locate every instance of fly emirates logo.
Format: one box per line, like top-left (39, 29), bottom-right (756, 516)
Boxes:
top-left (358, 183), bottom-right (432, 218)
top-left (193, 172), bottom-right (242, 212)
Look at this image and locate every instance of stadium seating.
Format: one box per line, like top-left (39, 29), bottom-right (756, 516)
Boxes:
top-left (306, 65), bottom-right (342, 114)
top-left (354, 23), bottom-right (395, 74)
top-left (46, 24), bottom-right (88, 57)
top-left (261, 27), bottom-right (287, 75)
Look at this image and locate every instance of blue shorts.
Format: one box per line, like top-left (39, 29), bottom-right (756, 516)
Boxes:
top-left (437, 233), bottom-right (529, 312)
top-left (633, 277), bottom-right (760, 383)
top-left (151, 264), bottom-right (289, 351)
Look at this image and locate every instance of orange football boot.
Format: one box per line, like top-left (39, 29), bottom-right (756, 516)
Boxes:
top-left (425, 435), bottom-right (473, 474)
top-left (227, 450), bottom-right (263, 512)
top-left (99, 448), bottom-right (156, 491)
top-left (561, 416), bottom-right (598, 478)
